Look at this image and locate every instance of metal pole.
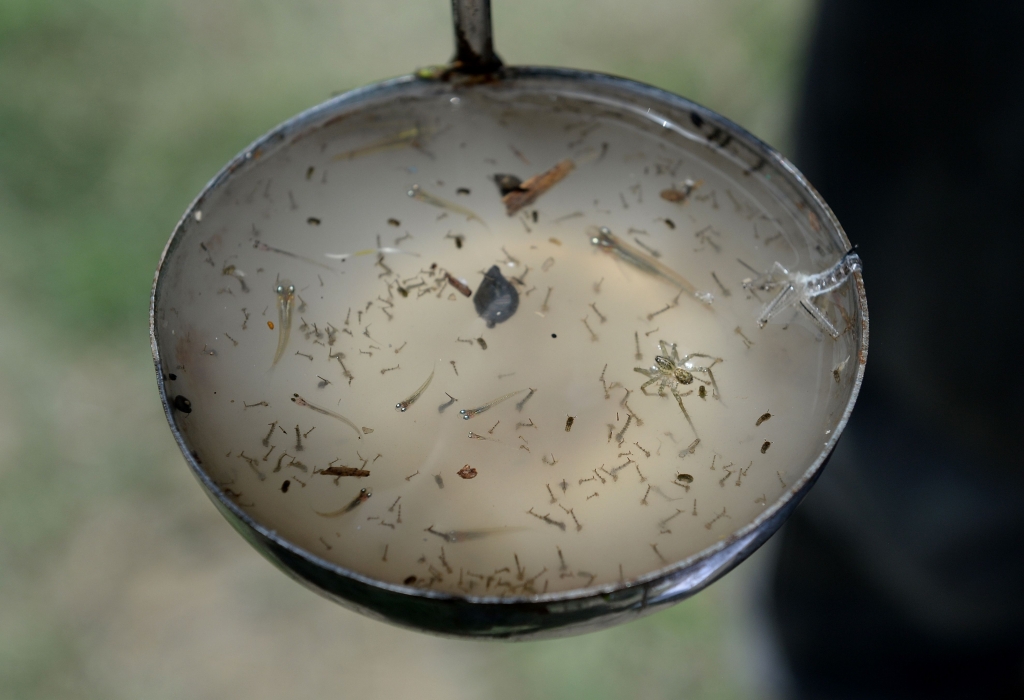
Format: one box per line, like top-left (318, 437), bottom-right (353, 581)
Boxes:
top-left (450, 0), bottom-right (502, 72)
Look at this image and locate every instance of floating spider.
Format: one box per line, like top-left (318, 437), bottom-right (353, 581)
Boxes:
top-left (635, 340), bottom-right (721, 436)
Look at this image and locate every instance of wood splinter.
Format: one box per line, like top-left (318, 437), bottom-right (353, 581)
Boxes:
top-left (499, 159), bottom-right (575, 215)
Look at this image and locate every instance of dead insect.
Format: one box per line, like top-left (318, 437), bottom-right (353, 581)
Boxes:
top-left (457, 465), bottom-right (478, 479)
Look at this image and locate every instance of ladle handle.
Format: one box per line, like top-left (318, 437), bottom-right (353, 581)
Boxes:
top-left (450, 0), bottom-right (502, 72)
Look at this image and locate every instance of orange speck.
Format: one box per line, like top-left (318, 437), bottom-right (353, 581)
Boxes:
top-left (267, 321), bottom-right (275, 330)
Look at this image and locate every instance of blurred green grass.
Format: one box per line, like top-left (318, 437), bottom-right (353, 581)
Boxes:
top-left (0, 1), bottom-right (811, 697)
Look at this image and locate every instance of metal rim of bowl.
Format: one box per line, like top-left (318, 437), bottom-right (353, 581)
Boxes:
top-left (150, 65), bottom-right (869, 639)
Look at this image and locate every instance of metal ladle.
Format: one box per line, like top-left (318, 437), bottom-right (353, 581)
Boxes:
top-left (151, 0), bottom-right (867, 639)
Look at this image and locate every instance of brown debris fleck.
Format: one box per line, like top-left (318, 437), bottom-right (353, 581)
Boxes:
top-left (501, 160), bottom-right (575, 215)
top-left (446, 273), bottom-right (472, 297)
top-left (457, 465), bottom-right (478, 479)
top-left (321, 466), bottom-right (370, 478)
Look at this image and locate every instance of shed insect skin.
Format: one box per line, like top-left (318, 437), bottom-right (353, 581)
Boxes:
top-left (541, 286), bottom-right (553, 312)
top-left (747, 250), bottom-right (862, 338)
top-left (581, 316), bottom-right (599, 342)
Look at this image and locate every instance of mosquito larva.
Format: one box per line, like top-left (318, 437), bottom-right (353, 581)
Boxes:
top-left (314, 488), bottom-right (372, 517)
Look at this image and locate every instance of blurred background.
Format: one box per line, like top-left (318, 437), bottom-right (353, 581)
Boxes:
top-left (0, 0), bottom-right (816, 697)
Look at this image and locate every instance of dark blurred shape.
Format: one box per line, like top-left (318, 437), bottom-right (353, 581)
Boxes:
top-left (474, 264), bottom-right (519, 327)
top-left (771, 1), bottom-right (1024, 698)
